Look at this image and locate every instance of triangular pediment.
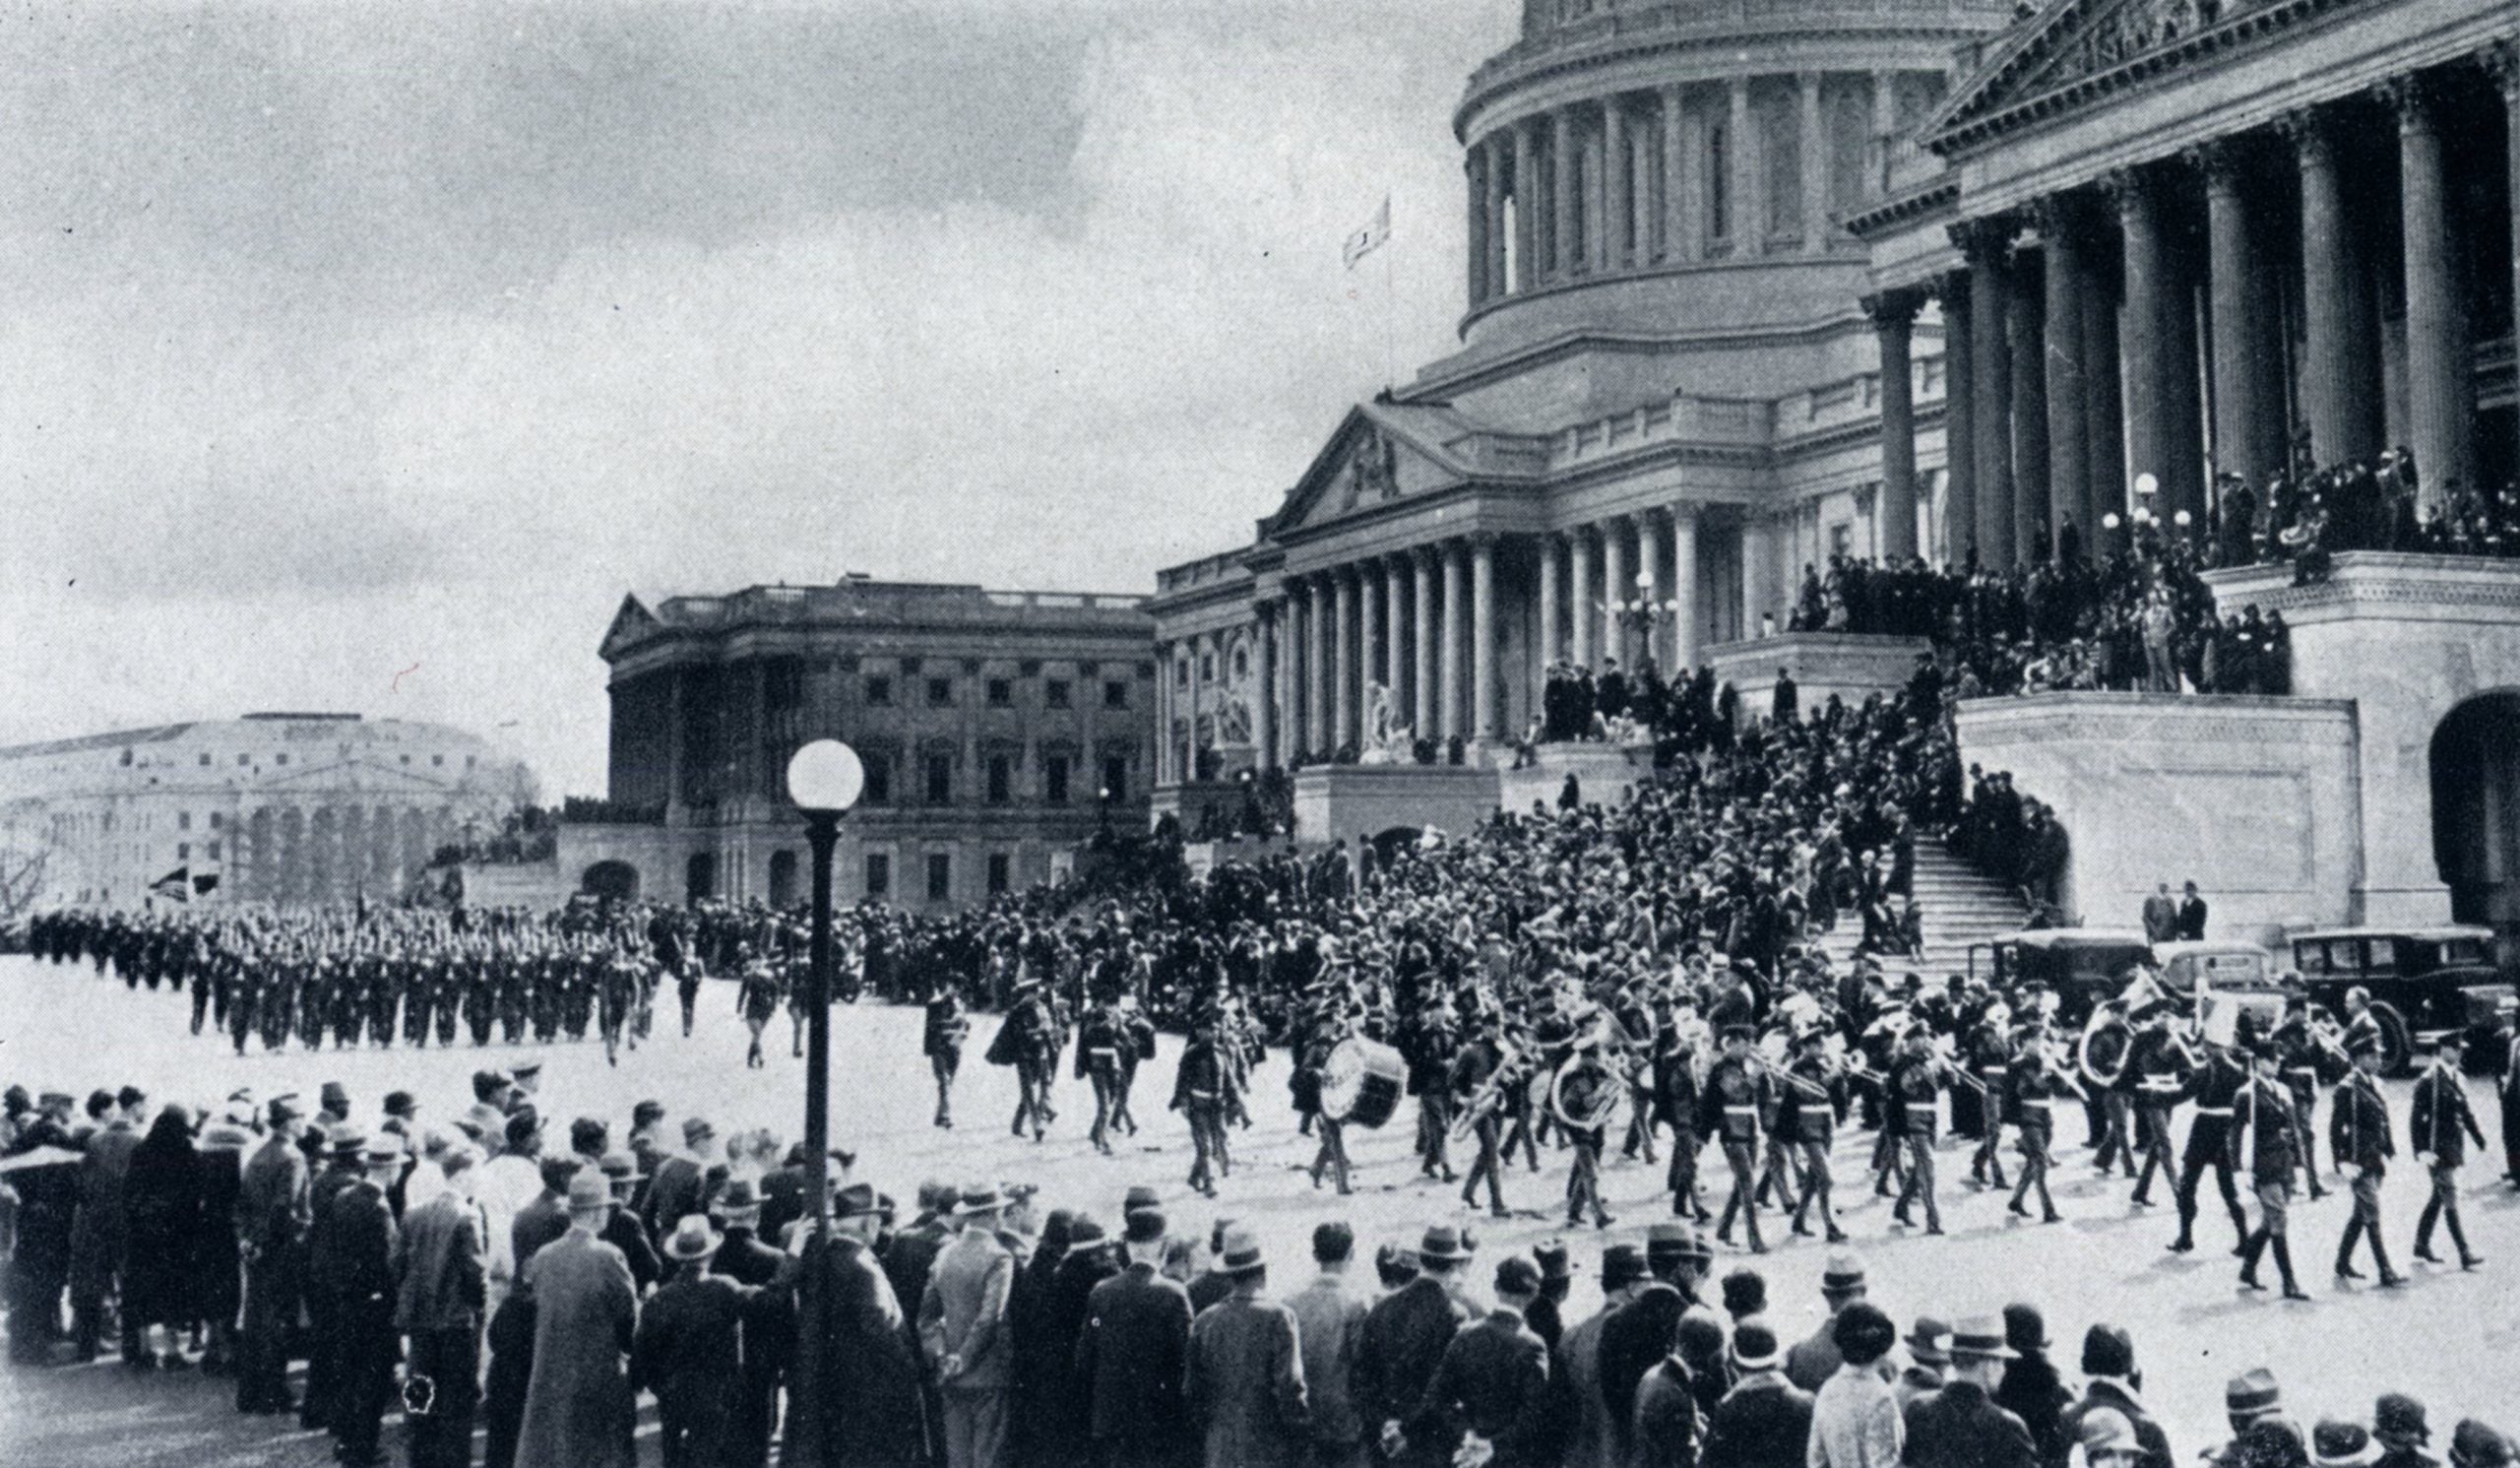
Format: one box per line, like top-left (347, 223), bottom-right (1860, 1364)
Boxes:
top-left (1924, 0), bottom-right (2362, 155)
top-left (1263, 403), bottom-right (1476, 537)
top-left (598, 594), bottom-right (664, 659)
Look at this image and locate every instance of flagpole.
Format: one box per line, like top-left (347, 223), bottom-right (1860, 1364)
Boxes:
top-left (1382, 235), bottom-right (1396, 392)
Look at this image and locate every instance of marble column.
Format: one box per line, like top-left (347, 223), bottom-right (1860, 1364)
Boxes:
top-left (1942, 272), bottom-right (1978, 565)
top-left (1471, 537), bottom-right (1498, 741)
top-left (1332, 569), bottom-right (1357, 753)
top-left (1569, 527), bottom-right (1597, 669)
top-left (1671, 506), bottom-right (1701, 669)
top-left (1357, 561), bottom-right (1383, 719)
top-left (2038, 196), bottom-right (2091, 549)
top-left (1959, 217), bottom-right (2017, 568)
top-left (1466, 144), bottom-right (1489, 308)
top-left (1485, 136), bottom-right (1509, 300)
top-left (1538, 534), bottom-right (1562, 688)
top-left (1254, 606), bottom-right (1277, 769)
top-left (1513, 120), bottom-right (1542, 293)
top-left (2010, 244), bottom-right (2050, 564)
top-left (1320, 575), bottom-right (1340, 761)
top-left (2492, 44), bottom-right (2520, 380)
top-left (1604, 96), bottom-right (1630, 272)
top-left (1642, 510), bottom-right (1672, 669)
top-left (2386, 74), bottom-right (2470, 513)
top-left (1552, 107), bottom-right (1581, 281)
top-left (1413, 550), bottom-right (1438, 739)
top-left (2085, 267), bottom-right (2126, 527)
top-left (1154, 640), bottom-right (1172, 784)
top-left (1384, 554), bottom-right (1409, 708)
top-left (2196, 140), bottom-right (2275, 507)
top-left (1799, 72), bottom-right (1828, 254)
top-left (1637, 101), bottom-right (1664, 263)
top-left (1741, 517), bottom-right (1773, 638)
top-left (1867, 289), bottom-right (1923, 561)
top-left (2114, 166), bottom-right (2173, 529)
top-left (1602, 515), bottom-right (1631, 670)
top-left (1730, 77), bottom-right (1756, 255)
top-left (2284, 109), bottom-right (2359, 468)
top-left (1664, 86), bottom-right (1692, 262)
top-left (1185, 633), bottom-right (1205, 782)
top-left (1439, 542), bottom-right (1467, 742)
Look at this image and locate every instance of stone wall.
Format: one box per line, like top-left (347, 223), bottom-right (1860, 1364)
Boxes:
top-left (1703, 631), bottom-right (1932, 720)
top-left (1291, 765), bottom-right (1501, 847)
top-left (1500, 742), bottom-right (1653, 813)
top-left (1955, 692), bottom-right (2362, 948)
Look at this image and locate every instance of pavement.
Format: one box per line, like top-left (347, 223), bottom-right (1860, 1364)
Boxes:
top-left (3, 951), bottom-right (2517, 1463)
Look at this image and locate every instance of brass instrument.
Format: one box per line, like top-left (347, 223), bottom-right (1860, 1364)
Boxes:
top-left (1451, 1043), bottom-right (1529, 1143)
top-left (1549, 1051), bottom-right (1624, 1131)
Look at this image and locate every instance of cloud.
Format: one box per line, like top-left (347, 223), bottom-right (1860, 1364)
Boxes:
top-left (0, 1), bottom-right (1515, 796)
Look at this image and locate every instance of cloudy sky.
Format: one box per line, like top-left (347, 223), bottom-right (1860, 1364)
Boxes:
top-left (1, 0), bottom-right (1512, 796)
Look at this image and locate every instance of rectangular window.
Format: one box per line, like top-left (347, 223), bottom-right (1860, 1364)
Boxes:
top-left (1103, 679), bottom-right (1129, 710)
top-left (1102, 755), bottom-right (1128, 803)
top-left (177, 842), bottom-right (190, 860)
top-left (865, 675), bottom-right (893, 707)
top-left (206, 840), bottom-right (220, 862)
top-left (275, 754), bottom-right (288, 767)
top-left (208, 812), bottom-right (221, 830)
top-left (1200, 654), bottom-right (1216, 682)
top-left (925, 852), bottom-right (952, 902)
top-left (927, 677), bottom-right (954, 707)
top-left (864, 853), bottom-right (891, 899)
top-left (198, 752), bottom-right (211, 767)
top-left (986, 678), bottom-right (1013, 708)
top-left (1176, 660), bottom-right (1190, 688)
top-left (986, 755), bottom-right (1012, 804)
top-left (925, 754), bottom-right (953, 804)
top-left (178, 811), bottom-right (192, 831)
top-left (1045, 679), bottom-right (1071, 709)
top-left (238, 754), bottom-right (250, 767)
top-left (986, 853), bottom-right (1011, 895)
top-left (1045, 755), bottom-right (1071, 805)
top-left (862, 755), bottom-right (892, 806)
top-left (1706, 122), bottom-right (1731, 243)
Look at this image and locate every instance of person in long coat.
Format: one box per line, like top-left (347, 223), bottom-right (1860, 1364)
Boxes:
top-left (635, 1217), bottom-right (753, 1468)
top-left (516, 1172), bottom-right (639, 1468)
top-left (784, 1182), bottom-right (929, 1468)
top-left (1184, 1230), bottom-right (1309, 1468)
top-left (121, 1105), bottom-right (207, 1366)
top-left (1077, 1211), bottom-right (1195, 1468)
top-left (1040, 1218), bottom-right (1123, 1466)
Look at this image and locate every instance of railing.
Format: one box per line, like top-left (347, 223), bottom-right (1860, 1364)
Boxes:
top-left (1471, 0), bottom-right (2019, 95)
top-left (560, 797), bottom-right (664, 826)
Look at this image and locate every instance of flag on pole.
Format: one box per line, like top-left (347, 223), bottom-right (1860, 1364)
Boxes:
top-left (151, 864), bottom-right (192, 903)
top-left (191, 862), bottom-right (221, 897)
top-left (1342, 194), bottom-right (1391, 270)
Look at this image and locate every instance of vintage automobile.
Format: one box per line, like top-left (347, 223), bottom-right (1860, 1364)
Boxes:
top-left (2286, 925), bottom-right (2514, 1076)
top-left (2150, 940), bottom-right (2288, 1043)
top-left (1966, 928), bottom-right (2156, 1027)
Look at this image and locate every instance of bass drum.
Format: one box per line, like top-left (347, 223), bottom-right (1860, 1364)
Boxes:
top-left (1318, 1036), bottom-right (1408, 1129)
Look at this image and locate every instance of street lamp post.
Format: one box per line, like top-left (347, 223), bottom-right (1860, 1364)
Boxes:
top-left (785, 740), bottom-right (864, 1234)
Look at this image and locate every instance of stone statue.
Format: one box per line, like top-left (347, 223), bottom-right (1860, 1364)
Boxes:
top-left (1358, 681), bottom-right (1414, 764)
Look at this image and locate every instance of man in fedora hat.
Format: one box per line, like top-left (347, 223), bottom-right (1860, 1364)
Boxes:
top-left (1185, 1227), bottom-right (1309, 1467)
top-left (1560, 1242), bottom-right (1649, 1468)
top-left (235, 1091), bottom-right (311, 1416)
top-left (1902, 1315), bottom-right (2036, 1468)
top-left (1699, 1322), bottom-right (1813, 1468)
top-left (644, 1116), bottom-right (719, 1243)
top-left (300, 1124), bottom-right (371, 1430)
top-left (1358, 1224), bottom-right (1476, 1468)
top-left (1992, 1305), bottom-right (2068, 1463)
top-left (517, 1171), bottom-right (639, 1468)
top-left (2373, 1394), bottom-right (2434, 1468)
top-left (321, 1137), bottom-right (408, 1468)
top-left (1786, 1251), bottom-right (1874, 1392)
top-left (919, 1183), bottom-right (1017, 1468)
top-left (636, 1214), bottom-right (748, 1468)
top-left (2310, 1420), bottom-right (2387, 1468)
top-left (1078, 1206), bottom-right (1195, 1468)
top-left (2078, 1410), bottom-right (2150, 1468)
top-left (395, 1142), bottom-right (487, 1468)
top-left (787, 1181), bottom-right (924, 1468)
top-left (1420, 1254), bottom-right (1550, 1468)
top-left (1894, 1316), bottom-right (1950, 1412)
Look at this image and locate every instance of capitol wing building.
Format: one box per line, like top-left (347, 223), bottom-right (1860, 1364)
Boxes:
top-left (1150, 0), bottom-right (2014, 788)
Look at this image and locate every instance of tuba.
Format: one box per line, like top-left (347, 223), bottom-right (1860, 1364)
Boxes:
top-left (1451, 1044), bottom-right (1528, 1143)
top-left (1549, 1050), bottom-right (1624, 1131)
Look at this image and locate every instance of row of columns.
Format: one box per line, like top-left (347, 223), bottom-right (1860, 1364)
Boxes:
top-left (1268, 540), bottom-right (1501, 765)
top-left (1467, 70), bottom-right (1917, 305)
top-left (1867, 53), bottom-right (2520, 569)
top-left (1534, 510), bottom-right (1705, 677)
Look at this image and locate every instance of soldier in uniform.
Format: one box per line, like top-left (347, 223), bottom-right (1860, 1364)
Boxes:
top-left (1172, 1017), bottom-right (1232, 1197)
top-left (2124, 1003), bottom-right (2194, 1206)
top-left (2232, 1043), bottom-right (2310, 1300)
top-left (1965, 1000), bottom-right (2016, 1190)
top-left (2005, 1043), bottom-right (2071, 1223)
top-left (1652, 1007), bottom-right (1708, 1221)
top-left (598, 950), bottom-right (641, 1068)
top-left (1452, 1010), bottom-right (1512, 1220)
top-left (1112, 995), bottom-right (1157, 1139)
top-left (1887, 1027), bottom-right (1949, 1235)
top-left (1560, 1037), bottom-right (1616, 1230)
top-left (2328, 1030), bottom-right (2404, 1285)
top-left (1407, 998), bottom-right (1459, 1183)
top-left (1299, 1015), bottom-right (1354, 1195)
top-left (2081, 999), bottom-right (2134, 1171)
top-left (2410, 1032), bottom-right (2487, 1270)
top-left (2168, 1035), bottom-right (2250, 1255)
top-left (924, 981), bottom-right (970, 1129)
top-left (2273, 998), bottom-right (2339, 1199)
top-left (1782, 1028), bottom-right (1850, 1243)
top-left (1699, 1025), bottom-right (1771, 1251)
top-left (738, 946), bottom-right (783, 1070)
top-left (1079, 993), bottom-right (1130, 1155)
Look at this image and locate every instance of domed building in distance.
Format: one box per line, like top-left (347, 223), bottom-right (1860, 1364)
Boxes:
top-left (0, 713), bottom-right (536, 910)
top-left (1147, 0), bottom-right (2012, 807)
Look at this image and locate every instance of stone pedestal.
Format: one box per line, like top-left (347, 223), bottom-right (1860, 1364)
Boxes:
top-left (1702, 632), bottom-right (1934, 721)
top-left (1291, 764), bottom-right (1500, 847)
top-left (2207, 554), bottom-right (2520, 927)
top-left (1955, 693), bottom-right (2362, 947)
top-left (1150, 781), bottom-right (1246, 836)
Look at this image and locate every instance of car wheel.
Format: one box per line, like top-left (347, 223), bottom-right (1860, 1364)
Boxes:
top-left (2372, 1002), bottom-right (2413, 1077)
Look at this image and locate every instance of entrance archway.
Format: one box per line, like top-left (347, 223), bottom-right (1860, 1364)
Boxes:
top-left (685, 852), bottom-right (718, 903)
top-left (768, 849), bottom-right (800, 908)
top-left (582, 861), bottom-right (640, 902)
top-left (2429, 691), bottom-right (2520, 938)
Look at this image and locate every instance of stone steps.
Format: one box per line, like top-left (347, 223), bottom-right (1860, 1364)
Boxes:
top-left (1808, 844), bottom-right (2029, 980)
